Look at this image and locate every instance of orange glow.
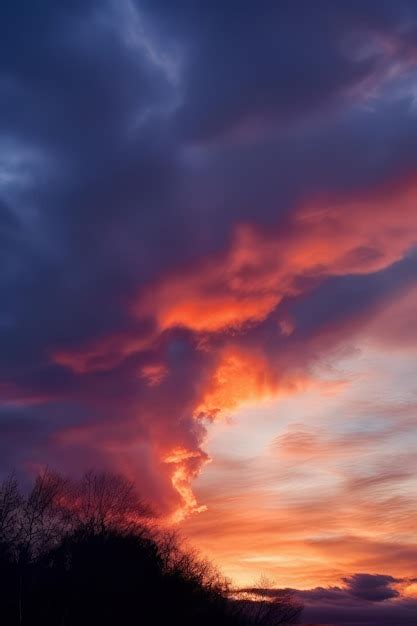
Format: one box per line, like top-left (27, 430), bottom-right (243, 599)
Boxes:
top-left (164, 448), bottom-right (209, 521)
top-left (404, 582), bottom-right (417, 598)
top-left (195, 348), bottom-right (284, 419)
top-left (182, 476), bottom-right (417, 588)
top-left (160, 294), bottom-right (279, 333)
top-left (195, 347), bottom-right (347, 421)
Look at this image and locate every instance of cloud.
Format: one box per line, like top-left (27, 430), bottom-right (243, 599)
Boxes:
top-left (342, 572), bottom-right (401, 601)
top-left (1, 0), bottom-right (417, 531)
top-left (6, 174), bottom-right (417, 517)
top-left (140, 363), bottom-right (168, 387)
top-left (141, 0), bottom-right (417, 143)
top-left (365, 284), bottom-right (417, 351)
top-left (240, 572), bottom-right (417, 624)
top-left (194, 347), bottom-right (283, 420)
top-left (290, 572), bottom-right (417, 624)
top-left (130, 179), bottom-right (417, 338)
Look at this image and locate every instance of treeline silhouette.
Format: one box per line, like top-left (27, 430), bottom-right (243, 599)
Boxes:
top-left (0, 470), bottom-right (302, 625)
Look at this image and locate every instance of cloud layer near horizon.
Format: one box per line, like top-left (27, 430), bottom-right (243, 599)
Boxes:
top-left (237, 573), bottom-right (417, 624)
top-left (1, 0), bottom-right (417, 605)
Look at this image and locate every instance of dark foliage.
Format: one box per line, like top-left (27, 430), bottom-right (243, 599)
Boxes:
top-left (0, 471), bottom-right (302, 625)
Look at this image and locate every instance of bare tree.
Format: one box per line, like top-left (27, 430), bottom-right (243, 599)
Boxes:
top-left (5, 470), bottom-right (152, 625)
top-left (0, 474), bottom-right (22, 548)
top-left (234, 576), bottom-right (303, 625)
top-left (10, 470), bottom-right (69, 625)
top-left (66, 471), bottom-right (152, 535)
top-left (158, 529), bottom-right (228, 592)
top-left (17, 469), bottom-right (69, 560)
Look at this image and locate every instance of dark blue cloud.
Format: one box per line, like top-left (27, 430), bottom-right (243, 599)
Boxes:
top-left (140, 0), bottom-right (417, 141)
top-left (296, 574), bottom-right (417, 625)
top-left (289, 253), bottom-right (417, 339)
top-left (343, 573), bottom-right (401, 601)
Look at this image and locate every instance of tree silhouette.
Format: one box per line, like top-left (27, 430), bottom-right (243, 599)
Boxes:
top-left (0, 471), bottom-right (303, 625)
top-left (66, 470), bottom-right (152, 535)
top-left (0, 474), bottom-right (22, 546)
top-left (234, 576), bottom-right (303, 625)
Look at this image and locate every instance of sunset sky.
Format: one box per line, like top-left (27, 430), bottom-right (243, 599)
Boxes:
top-left (1, 1), bottom-right (417, 621)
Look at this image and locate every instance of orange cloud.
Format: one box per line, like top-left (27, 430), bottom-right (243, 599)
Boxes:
top-left (134, 178), bottom-right (417, 337)
top-left (135, 260), bottom-right (281, 334)
top-left (194, 346), bottom-right (311, 420)
top-left (164, 448), bottom-right (210, 521)
top-left (195, 348), bottom-right (279, 419)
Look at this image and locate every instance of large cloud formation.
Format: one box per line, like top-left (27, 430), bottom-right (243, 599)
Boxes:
top-left (1, 0), bottom-right (417, 547)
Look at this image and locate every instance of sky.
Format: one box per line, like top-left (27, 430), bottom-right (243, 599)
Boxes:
top-left (1, 0), bottom-right (417, 622)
